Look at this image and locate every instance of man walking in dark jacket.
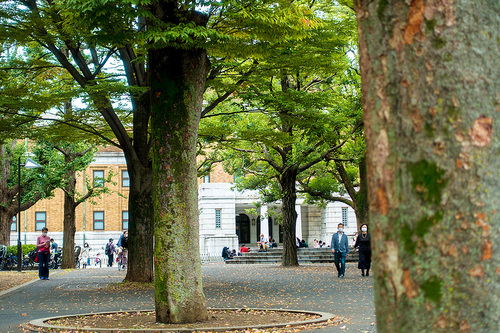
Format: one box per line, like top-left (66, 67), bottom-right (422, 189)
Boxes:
top-left (331, 223), bottom-right (349, 277)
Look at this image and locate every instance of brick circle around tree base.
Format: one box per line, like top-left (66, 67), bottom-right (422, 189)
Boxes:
top-left (28, 308), bottom-right (338, 332)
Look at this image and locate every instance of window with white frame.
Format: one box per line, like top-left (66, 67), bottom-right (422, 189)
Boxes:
top-left (35, 212), bottom-right (46, 231)
top-left (215, 209), bottom-right (221, 228)
top-left (342, 207), bottom-right (348, 226)
top-left (93, 170), bottom-right (105, 187)
top-left (122, 211), bottom-right (129, 230)
top-left (122, 170), bottom-right (130, 187)
top-left (93, 211), bottom-right (105, 230)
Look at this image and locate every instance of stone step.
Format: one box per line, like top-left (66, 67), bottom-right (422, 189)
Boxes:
top-left (225, 248), bottom-right (359, 264)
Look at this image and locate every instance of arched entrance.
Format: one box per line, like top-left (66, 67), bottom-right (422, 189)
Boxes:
top-left (236, 214), bottom-right (250, 244)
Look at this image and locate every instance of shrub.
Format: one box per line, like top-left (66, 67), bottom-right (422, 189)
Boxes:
top-left (6, 244), bottom-right (37, 256)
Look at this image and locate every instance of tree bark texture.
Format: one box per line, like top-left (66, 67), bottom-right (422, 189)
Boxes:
top-left (0, 143), bottom-right (14, 245)
top-left (125, 160), bottom-right (154, 283)
top-left (150, 45), bottom-right (209, 323)
top-left (118, 44), bottom-right (154, 283)
top-left (61, 165), bottom-right (77, 269)
top-left (0, 209), bottom-right (14, 246)
top-left (355, 0), bottom-right (499, 331)
top-left (281, 168), bottom-right (299, 267)
top-left (354, 156), bottom-right (369, 228)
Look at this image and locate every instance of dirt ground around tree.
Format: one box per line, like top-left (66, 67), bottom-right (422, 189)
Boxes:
top-left (0, 271), bottom-right (39, 292)
top-left (41, 281), bottom-right (338, 332)
top-left (44, 309), bottom-right (338, 332)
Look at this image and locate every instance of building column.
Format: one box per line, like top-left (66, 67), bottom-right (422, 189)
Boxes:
top-left (260, 205), bottom-right (269, 238)
top-left (295, 205), bottom-right (302, 240)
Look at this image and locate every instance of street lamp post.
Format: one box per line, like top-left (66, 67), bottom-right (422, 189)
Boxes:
top-left (17, 157), bottom-right (42, 272)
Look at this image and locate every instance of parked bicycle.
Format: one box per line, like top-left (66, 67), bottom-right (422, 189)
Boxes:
top-left (2, 253), bottom-right (33, 270)
top-left (4, 253), bottom-right (17, 270)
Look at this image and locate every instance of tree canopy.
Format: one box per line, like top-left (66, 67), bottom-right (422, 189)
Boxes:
top-left (199, 2), bottom-right (361, 266)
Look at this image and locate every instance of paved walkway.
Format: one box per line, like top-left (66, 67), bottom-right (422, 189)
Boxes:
top-left (0, 263), bottom-right (376, 332)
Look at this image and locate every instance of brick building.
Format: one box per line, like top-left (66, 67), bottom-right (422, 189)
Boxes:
top-left (10, 148), bottom-right (358, 255)
top-left (10, 146), bottom-right (129, 251)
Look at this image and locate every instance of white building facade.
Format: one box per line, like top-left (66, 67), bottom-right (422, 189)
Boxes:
top-left (198, 182), bottom-right (358, 256)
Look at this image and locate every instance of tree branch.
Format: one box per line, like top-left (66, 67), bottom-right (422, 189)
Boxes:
top-left (299, 121), bottom-right (363, 173)
top-left (260, 144), bottom-right (282, 173)
top-left (298, 180), bottom-right (354, 208)
top-left (0, 110), bottom-right (120, 148)
top-left (335, 161), bottom-right (358, 204)
top-left (201, 61), bottom-right (258, 118)
top-left (201, 108), bottom-right (264, 119)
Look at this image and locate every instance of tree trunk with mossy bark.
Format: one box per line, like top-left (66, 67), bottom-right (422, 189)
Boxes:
top-left (0, 143), bottom-right (15, 246)
top-left (281, 167), bottom-right (299, 267)
top-left (149, 13), bottom-right (209, 320)
top-left (354, 0), bottom-right (500, 331)
top-left (352, 157), bottom-right (369, 229)
top-left (125, 163), bottom-right (154, 282)
top-left (0, 209), bottom-right (14, 246)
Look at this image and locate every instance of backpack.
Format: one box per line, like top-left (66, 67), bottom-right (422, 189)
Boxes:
top-left (105, 243), bottom-right (111, 255)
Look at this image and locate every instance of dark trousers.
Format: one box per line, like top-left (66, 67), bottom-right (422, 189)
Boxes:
top-left (334, 251), bottom-right (346, 276)
top-left (38, 252), bottom-right (50, 279)
top-left (53, 253), bottom-right (59, 269)
top-left (107, 254), bottom-right (114, 267)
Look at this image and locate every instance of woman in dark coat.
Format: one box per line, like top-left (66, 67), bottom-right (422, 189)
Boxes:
top-left (354, 224), bottom-right (372, 277)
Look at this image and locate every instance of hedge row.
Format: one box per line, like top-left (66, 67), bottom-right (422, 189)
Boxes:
top-left (5, 244), bottom-right (37, 256)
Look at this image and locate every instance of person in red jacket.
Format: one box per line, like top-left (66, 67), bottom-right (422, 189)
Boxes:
top-left (36, 227), bottom-right (51, 280)
top-left (240, 244), bottom-right (250, 253)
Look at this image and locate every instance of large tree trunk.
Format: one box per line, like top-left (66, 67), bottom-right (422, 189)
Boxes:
top-left (353, 156), bottom-right (369, 228)
top-left (355, 0), bottom-right (499, 332)
top-left (281, 168), bottom-right (299, 267)
top-left (0, 143), bottom-right (14, 245)
top-left (125, 164), bottom-right (154, 282)
top-left (0, 209), bottom-right (13, 246)
top-left (278, 73), bottom-right (300, 267)
top-left (61, 172), bottom-right (77, 269)
top-left (149, 43), bottom-right (209, 323)
top-left (125, 87), bottom-right (154, 283)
